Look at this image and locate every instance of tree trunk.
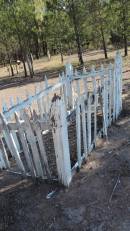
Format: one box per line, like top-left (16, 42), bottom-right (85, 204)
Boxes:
top-left (70, 0), bottom-right (84, 65)
top-left (47, 50), bottom-right (51, 61)
top-left (26, 53), bottom-right (34, 78)
top-left (15, 64), bottom-right (18, 74)
top-left (76, 36), bottom-right (84, 65)
top-left (7, 52), bottom-right (14, 76)
top-left (42, 41), bottom-right (48, 56)
top-left (100, 26), bottom-right (108, 59)
top-left (9, 60), bottom-right (14, 76)
top-left (61, 52), bottom-right (64, 63)
top-left (124, 35), bottom-right (128, 56)
top-left (122, 0), bottom-right (128, 56)
top-left (22, 58), bottom-right (27, 77)
top-left (10, 9), bottom-right (28, 77)
top-left (34, 36), bottom-right (40, 59)
top-left (34, 18), bottom-right (41, 59)
top-left (60, 43), bottom-right (64, 63)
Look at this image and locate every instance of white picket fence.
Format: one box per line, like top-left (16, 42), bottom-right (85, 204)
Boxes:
top-left (0, 51), bottom-right (122, 186)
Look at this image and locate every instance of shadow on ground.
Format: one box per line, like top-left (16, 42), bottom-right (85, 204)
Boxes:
top-left (0, 57), bottom-right (115, 91)
top-left (1, 110), bottom-right (130, 230)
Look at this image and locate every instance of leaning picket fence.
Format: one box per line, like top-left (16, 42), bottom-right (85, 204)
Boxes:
top-left (0, 51), bottom-right (122, 186)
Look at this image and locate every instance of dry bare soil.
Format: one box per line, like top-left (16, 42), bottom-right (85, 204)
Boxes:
top-left (1, 51), bottom-right (130, 231)
top-left (1, 106), bottom-right (130, 230)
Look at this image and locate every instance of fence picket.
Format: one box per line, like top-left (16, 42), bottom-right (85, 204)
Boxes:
top-left (108, 63), bottom-right (113, 125)
top-left (76, 99), bottom-right (81, 167)
top-left (100, 65), bottom-right (107, 136)
top-left (32, 111), bottom-right (51, 179)
top-left (65, 63), bottom-right (73, 109)
top-left (15, 112), bottom-right (36, 177)
top-left (22, 110), bottom-right (44, 178)
top-left (0, 113), bottom-right (25, 172)
top-left (44, 75), bottom-right (50, 113)
top-left (87, 94), bottom-right (92, 152)
top-left (83, 67), bottom-right (88, 97)
top-left (35, 85), bottom-right (44, 118)
top-left (0, 137), bottom-right (10, 168)
top-left (91, 66), bottom-right (97, 144)
top-left (81, 97), bottom-right (87, 159)
top-left (50, 96), bottom-right (71, 186)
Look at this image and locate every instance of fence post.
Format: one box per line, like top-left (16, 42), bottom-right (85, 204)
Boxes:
top-left (108, 63), bottom-right (113, 126)
top-left (0, 150), bottom-right (6, 169)
top-left (83, 67), bottom-right (88, 97)
top-left (65, 63), bottom-right (73, 109)
top-left (35, 85), bottom-right (44, 119)
top-left (0, 113), bottom-right (25, 172)
top-left (100, 65), bottom-right (107, 137)
top-left (75, 69), bottom-right (81, 99)
top-left (2, 100), bottom-right (21, 155)
top-left (15, 112), bottom-right (36, 177)
top-left (61, 72), bottom-right (68, 107)
top-left (0, 137), bottom-right (10, 169)
top-left (91, 66), bottom-right (97, 145)
top-left (76, 98), bottom-right (81, 167)
top-left (3, 98), bottom-right (21, 154)
top-left (87, 93), bottom-right (92, 152)
top-left (114, 51), bottom-right (123, 118)
top-left (81, 96), bottom-right (87, 159)
top-left (44, 75), bottom-right (50, 113)
top-left (22, 110), bottom-right (44, 178)
top-left (50, 95), bottom-right (72, 187)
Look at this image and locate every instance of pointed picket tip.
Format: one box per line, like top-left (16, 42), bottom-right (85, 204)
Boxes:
top-left (91, 65), bottom-right (96, 76)
top-left (58, 74), bottom-right (62, 84)
top-left (16, 97), bottom-right (21, 105)
top-left (59, 74), bottom-right (62, 83)
top-left (60, 95), bottom-right (64, 103)
top-left (0, 112), bottom-right (8, 125)
top-left (91, 65), bottom-right (95, 71)
top-left (116, 50), bottom-right (121, 57)
top-left (100, 64), bottom-right (105, 74)
top-left (61, 71), bottom-right (65, 80)
top-left (83, 66), bottom-right (87, 74)
top-left (44, 75), bottom-right (48, 86)
top-left (74, 69), bottom-right (78, 76)
top-left (115, 50), bottom-right (122, 65)
top-left (109, 63), bottom-right (113, 70)
top-left (2, 100), bottom-right (8, 113)
top-left (25, 89), bottom-right (30, 99)
top-left (65, 62), bottom-right (73, 76)
top-left (10, 97), bottom-right (14, 108)
top-left (14, 111), bottom-right (20, 121)
top-left (18, 97), bottom-right (22, 104)
top-left (101, 64), bottom-right (104, 69)
top-left (35, 85), bottom-right (40, 94)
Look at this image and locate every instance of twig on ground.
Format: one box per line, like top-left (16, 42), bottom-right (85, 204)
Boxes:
top-left (109, 174), bottom-right (120, 204)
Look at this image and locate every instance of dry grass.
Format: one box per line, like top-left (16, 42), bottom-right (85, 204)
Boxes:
top-left (0, 49), bottom-right (129, 80)
top-left (0, 49), bottom-right (130, 112)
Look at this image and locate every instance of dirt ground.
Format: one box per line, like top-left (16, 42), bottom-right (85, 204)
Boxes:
top-left (1, 108), bottom-right (130, 230)
top-left (1, 51), bottom-right (130, 231)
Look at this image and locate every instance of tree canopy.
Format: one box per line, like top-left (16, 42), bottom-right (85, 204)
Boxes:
top-left (0, 0), bottom-right (129, 77)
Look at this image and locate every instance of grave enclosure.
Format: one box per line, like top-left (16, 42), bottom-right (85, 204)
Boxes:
top-left (0, 51), bottom-right (122, 187)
